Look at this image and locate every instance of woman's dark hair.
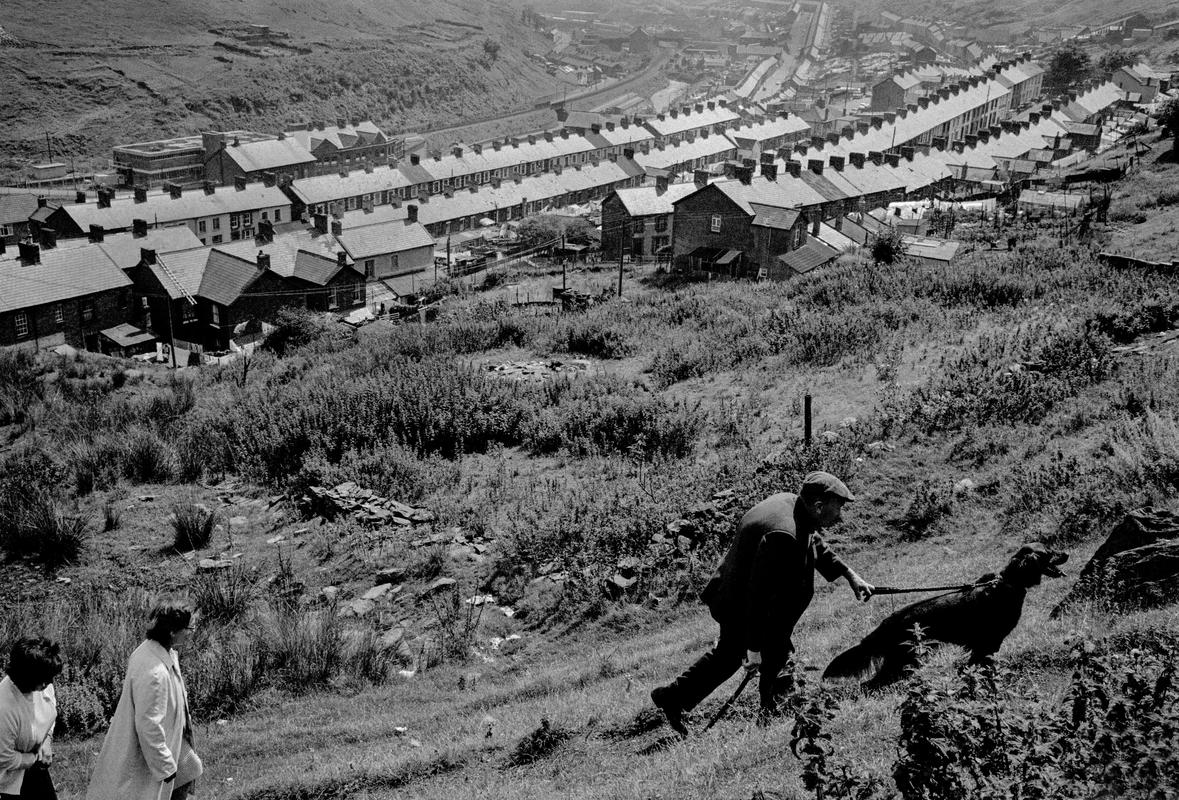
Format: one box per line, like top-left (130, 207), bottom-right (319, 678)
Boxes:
top-left (145, 599), bottom-right (195, 645)
top-left (6, 637), bottom-right (64, 693)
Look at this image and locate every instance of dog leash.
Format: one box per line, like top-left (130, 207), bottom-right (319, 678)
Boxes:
top-left (873, 578), bottom-right (997, 595)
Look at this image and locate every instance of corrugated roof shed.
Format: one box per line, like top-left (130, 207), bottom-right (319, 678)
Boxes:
top-left (777, 239), bottom-right (839, 274)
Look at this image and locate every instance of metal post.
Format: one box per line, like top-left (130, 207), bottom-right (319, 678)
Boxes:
top-left (804, 394), bottom-right (812, 446)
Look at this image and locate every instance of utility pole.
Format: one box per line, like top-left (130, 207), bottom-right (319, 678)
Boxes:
top-left (166, 300), bottom-right (178, 369)
top-left (45, 132), bottom-right (53, 162)
top-left (617, 221), bottom-right (625, 298)
top-left (561, 233), bottom-right (567, 290)
top-left (804, 394), bottom-right (812, 446)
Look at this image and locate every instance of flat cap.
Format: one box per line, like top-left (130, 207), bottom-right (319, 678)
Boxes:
top-left (802, 471), bottom-right (856, 502)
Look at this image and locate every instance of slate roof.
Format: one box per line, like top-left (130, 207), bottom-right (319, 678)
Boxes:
top-left (199, 250), bottom-right (264, 306)
top-left (0, 194), bottom-right (40, 225)
top-left (211, 228), bottom-right (350, 283)
top-left (632, 135), bottom-right (737, 171)
top-left (0, 245), bottom-right (132, 313)
top-left (222, 138), bottom-right (317, 173)
top-left (285, 121), bottom-right (388, 152)
top-left (611, 182), bottom-right (701, 217)
top-left (644, 105), bottom-right (741, 137)
top-left (684, 175), bottom-right (829, 216)
top-left (777, 239), bottom-right (839, 274)
top-left (62, 185), bottom-right (291, 231)
top-left (727, 115), bottom-right (811, 145)
top-left (93, 227), bottom-right (203, 270)
top-left (289, 165), bottom-right (413, 207)
top-left (337, 220), bottom-right (436, 259)
top-left (749, 204), bottom-right (801, 230)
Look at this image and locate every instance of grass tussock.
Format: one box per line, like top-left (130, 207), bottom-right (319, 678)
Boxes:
top-left (170, 502), bottom-right (217, 552)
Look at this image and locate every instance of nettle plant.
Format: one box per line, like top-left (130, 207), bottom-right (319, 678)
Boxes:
top-left (787, 630), bottom-right (1179, 800)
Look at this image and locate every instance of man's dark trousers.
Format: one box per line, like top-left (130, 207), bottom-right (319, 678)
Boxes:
top-left (662, 611), bottom-right (793, 712)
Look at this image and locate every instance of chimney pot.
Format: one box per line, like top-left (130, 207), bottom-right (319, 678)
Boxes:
top-left (407, 204), bottom-right (418, 223)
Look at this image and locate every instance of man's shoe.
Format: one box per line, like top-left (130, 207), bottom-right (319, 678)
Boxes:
top-left (651, 686), bottom-right (689, 736)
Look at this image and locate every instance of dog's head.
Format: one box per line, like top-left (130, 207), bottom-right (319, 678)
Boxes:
top-left (1000, 543), bottom-right (1068, 587)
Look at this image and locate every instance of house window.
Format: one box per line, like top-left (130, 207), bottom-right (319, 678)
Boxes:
top-left (0, 224), bottom-right (12, 237)
top-left (212, 217), bottom-right (221, 230)
top-left (243, 212), bottom-right (253, 226)
top-left (212, 235), bottom-right (223, 244)
top-left (230, 214), bottom-right (240, 230)
top-left (654, 216), bottom-right (668, 233)
top-left (14, 312), bottom-right (29, 338)
top-left (231, 230), bottom-right (241, 241)
top-left (198, 220), bottom-right (206, 233)
top-left (364, 259), bottom-right (375, 278)
top-left (710, 214), bottom-right (722, 233)
top-left (328, 287), bottom-right (339, 310)
top-left (211, 305), bottom-right (221, 325)
top-left (54, 304), bottom-right (64, 326)
top-left (273, 208), bottom-right (281, 222)
top-left (262, 211), bottom-right (269, 220)
top-left (431, 181), bottom-right (440, 194)
top-left (183, 303), bottom-right (197, 324)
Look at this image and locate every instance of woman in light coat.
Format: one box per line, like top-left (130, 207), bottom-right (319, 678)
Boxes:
top-left (0, 638), bottom-right (63, 800)
top-left (86, 601), bottom-right (202, 800)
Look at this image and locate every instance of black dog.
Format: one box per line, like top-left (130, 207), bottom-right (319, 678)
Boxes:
top-left (823, 543), bottom-right (1068, 690)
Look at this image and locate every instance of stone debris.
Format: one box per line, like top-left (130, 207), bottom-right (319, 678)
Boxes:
top-left (465, 594), bottom-right (496, 606)
top-left (375, 567), bottom-right (407, 585)
top-left (490, 634), bottom-right (521, 650)
top-left (486, 358), bottom-right (591, 381)
top-left (293, 482), bottom-right (436, 527)
top-left (363, 583), bottom-right (399, 601)
top-left (197, 558), bottom-right (234, 572)
top-left (266, 534), bottom-right (285, 544)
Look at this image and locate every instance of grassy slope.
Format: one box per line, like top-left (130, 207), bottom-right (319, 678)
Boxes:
top-left (7, 143), bottom-right (1179, 798)
top-left (0, 0), bottom-right (561, 175)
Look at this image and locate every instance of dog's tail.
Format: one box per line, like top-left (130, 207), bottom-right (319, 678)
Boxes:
top-left (823, 642), bottom-right (876, 680)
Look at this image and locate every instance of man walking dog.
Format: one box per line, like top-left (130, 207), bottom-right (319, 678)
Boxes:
top-left (652, 472), bottom-right (874, 733)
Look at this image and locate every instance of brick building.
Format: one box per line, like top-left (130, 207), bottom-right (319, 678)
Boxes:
top-left (670, 170), bottom-right (827, 279)
top-left (112, 130), bottom-right (274, 189)
top-left (601, 176), bottom-right (704, 261)
top-left (284, 120), bottom-right (398, 176)
top-left (0, 194), bottom-right (40, 248)
top-left (0, 241), bottom-right (133, 351)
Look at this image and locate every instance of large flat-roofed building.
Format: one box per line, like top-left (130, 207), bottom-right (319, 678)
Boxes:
top-left (112, 130), bottom-right (274, 189)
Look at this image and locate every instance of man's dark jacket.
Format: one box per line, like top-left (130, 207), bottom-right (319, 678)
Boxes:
top-left (700, 492), bottom-right (848, 652)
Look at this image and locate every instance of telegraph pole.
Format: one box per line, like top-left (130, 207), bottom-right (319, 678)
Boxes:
top-left (617, 221), bottom-right (625, 297)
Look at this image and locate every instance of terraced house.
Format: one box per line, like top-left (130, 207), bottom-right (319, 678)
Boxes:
top-left (284, 120), bottom-right (398, 176)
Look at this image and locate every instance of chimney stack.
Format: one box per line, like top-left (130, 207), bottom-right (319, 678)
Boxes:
top-left (331, 220), bottom-right (343, 236)
top-left (785, 160), bottom-right (801, 178)
top-left (140, 247), bottom-right (156, 265)
top-left (75, 191), bottom-right (86, 204)
top-left (407, 204), bottom-right (418, 223)
top-left (257, 251), bottom-right (271, 270)
top-left (694, 168), bottom-right (710, 188)
top-left (133, 186), bottom-right (147, 203)
top-left (337, 251), bottom-right (348, 268)
top-left (313, 212), bottom-right (328, 234)
top-left (132, 218), bottom-right (148, 238)
top-left (807, 158), bottom-right (824, 175)
top-left (39, 227), bottom-right (57, 250)
top-left (88, 224), bottom-right (105, 243)
top-left (18, 242), bottom-right (40, 264)
top-left (97, 187), bottom-right (113, 209)
top-left (829, 155), bottom-right (845, 171)
top-left (849, 152), bottom-right (866, 168)
top-left (262, 171), bottom-right (276, 187)
top-left (203, 181), bottom-right (215, 195)
top-left (165, 182), bottom-right (182, 199)
top-left (234, 176), bottom-right (247, 191)
top-left (760, 162), bottom-right (778, 181)
top-left (655, 174), bottom-right (669, 194)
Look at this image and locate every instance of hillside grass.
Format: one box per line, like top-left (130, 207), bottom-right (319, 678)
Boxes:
top-left (2, 199), bottom-right (1179, 797)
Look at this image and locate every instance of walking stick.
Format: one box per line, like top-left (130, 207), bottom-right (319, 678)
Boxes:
top-left (704, 670), bottom-right (756, 731)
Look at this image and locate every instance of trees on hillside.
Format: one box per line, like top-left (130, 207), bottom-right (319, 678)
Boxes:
top-left (1097, 49), bottom-right (1138, 76)
top-left (1045, 44), bottom-right (1091, 95)
top-left (1159, 97), bottom-right (1179, 153)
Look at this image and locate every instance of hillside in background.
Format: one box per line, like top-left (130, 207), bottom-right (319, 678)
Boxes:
top-left (867, 0), bottom-right (1179, 38)
top-left (0, 0), bottom-right (560, 176)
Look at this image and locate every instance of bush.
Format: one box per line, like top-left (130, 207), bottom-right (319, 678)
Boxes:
top-left (262, 308), bottom-right (333, 357)
top-left (102, 502), bottom-right (122, 532)
top-left (193, 562), bottom-right (256, 624)
top-left (895, 480), bottom-right (954, 537)
top-left (69, 437), bottom-right (125, 495)
top-left (0, 486), bottom-right (88, 568)
top-left (0, 349), bottom-right (43, 426)
top-left (170, 503), bottom-right (217, 552)
top-left (122, 426), bottom-right (176, 484)
top-left (793, 637), bottom-right (1179, 800)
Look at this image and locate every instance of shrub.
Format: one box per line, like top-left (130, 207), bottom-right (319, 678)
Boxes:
top-left (0, 349), bottom-right (44, 426)
top-left (69, 437), bottom-right (124, 495)
top-left (262, 308), bottom-right (333, 357)
top-left (193, 562), bottom-right (256, 624)
top-left (170, 503), bottom-right (217, 552)
top-left (122, 426), bottom-right (176, 484)
top-left (555, 318), bottom-right (633, 358)
top-left (102, 502), bottom-right (122, 532)
top-left (0, 489), bottom-right (88, 567)
top-left (895, 480), bottom-right (954, 537)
